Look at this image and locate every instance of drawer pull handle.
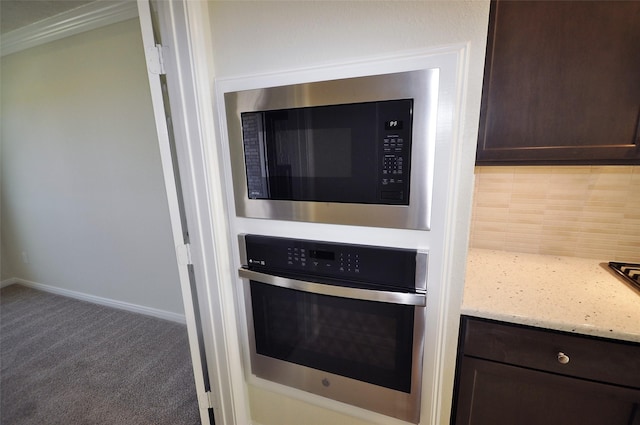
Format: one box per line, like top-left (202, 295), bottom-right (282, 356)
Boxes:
top-left (557, 352), bottom-right (570, 365)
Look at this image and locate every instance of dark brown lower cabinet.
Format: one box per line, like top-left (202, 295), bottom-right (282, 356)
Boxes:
top-left (455, 357), bottom-right (640, 425)
top-left (452, 316), bottom-right (640, 425)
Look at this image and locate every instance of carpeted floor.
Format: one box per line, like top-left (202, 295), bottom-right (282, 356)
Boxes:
top-left (0, 284), bottom-right (201, 425)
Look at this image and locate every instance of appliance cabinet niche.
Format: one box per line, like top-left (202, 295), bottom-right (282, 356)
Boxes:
top-left (476, 0), bottom-right (640, 165)
top-left (451, 316), bottom-right (640, 425)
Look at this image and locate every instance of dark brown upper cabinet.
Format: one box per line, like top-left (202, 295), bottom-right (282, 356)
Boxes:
top-left (476, 1), bottom-right (640, 165)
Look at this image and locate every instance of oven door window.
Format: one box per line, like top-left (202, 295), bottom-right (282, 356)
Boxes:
top-left (250, 281), bottom-right (415, 393)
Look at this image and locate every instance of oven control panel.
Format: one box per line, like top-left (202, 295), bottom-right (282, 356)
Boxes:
top-left (283, 245), bottom-right (361, 274)
top-left (242, 234), bottom-right (420, 291)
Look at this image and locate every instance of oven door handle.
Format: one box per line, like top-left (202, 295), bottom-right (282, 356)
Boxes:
top-left (238, 268), bottom-right (426, 307)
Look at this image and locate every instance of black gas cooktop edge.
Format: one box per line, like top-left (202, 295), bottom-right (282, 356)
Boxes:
top-left (608, 261), bottom-right (640, 290)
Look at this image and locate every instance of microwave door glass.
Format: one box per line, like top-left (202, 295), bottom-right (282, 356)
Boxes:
top-left (264, 105), bottom-right (374, 203)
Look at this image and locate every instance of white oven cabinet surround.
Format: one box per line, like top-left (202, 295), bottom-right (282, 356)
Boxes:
top-left (217, 51), bottom-right (463, 425)
top-left (208, 3), bottom-right (490, 425)
top-left (217, 50), bottom-right (473, 425)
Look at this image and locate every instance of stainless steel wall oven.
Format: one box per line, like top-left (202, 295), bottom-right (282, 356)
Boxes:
top-left (238, 234), bottom-right (427, 423)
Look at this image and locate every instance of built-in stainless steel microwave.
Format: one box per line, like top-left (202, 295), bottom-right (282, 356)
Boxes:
top-left (224, 69), bottom-right (439, 230)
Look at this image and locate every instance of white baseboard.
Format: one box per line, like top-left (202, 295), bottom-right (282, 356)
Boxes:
top-left (7, 278), bottom-right (186, 324)
top-left (1, 278), bottom-right (18, 288)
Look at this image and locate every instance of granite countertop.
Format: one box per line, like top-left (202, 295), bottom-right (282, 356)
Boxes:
top-left (462, 249), bottom-right (640, 343)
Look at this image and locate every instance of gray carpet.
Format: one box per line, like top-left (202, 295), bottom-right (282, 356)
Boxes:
top-left (0, 284), bottom-right (201, 425)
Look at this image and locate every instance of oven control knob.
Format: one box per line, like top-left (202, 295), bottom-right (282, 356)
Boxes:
top-left (557, 352), bottom-right (570, 364)
top-left (322, 378), bottom-right (330, 387)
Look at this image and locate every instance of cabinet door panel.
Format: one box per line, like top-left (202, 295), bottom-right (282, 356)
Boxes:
top-left (454, 357), bottom-right (640, 425)
top-left (477, 0), bottom-right (640, 164)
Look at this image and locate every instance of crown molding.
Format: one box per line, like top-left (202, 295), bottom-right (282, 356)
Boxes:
top-left (0, 1), bottom-right (138, 57)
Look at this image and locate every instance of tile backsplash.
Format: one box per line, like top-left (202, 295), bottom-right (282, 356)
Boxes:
top-left (469, 166), bottom-right (640, 262)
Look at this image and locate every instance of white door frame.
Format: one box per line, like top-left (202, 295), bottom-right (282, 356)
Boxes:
top-left (137, 1), bottom-right (249, 424)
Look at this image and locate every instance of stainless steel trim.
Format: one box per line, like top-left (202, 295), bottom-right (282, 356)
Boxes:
top-left (237, 234), bottom-right (247, 268)
top-left (224, 68), bottom-right (439, 230)
top-left (238, 268), bottom-right (426, 307)
top-left (415, 250), bottom-right (428, 293)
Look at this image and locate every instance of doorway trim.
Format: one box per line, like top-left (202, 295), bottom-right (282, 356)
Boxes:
top-left (137, 1), bottom-right (250, 424)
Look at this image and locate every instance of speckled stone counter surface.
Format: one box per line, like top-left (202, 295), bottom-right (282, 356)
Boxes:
top-left (462, 249), bottom-right (640, 343)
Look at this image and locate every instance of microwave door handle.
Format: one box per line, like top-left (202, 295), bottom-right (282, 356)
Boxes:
top-left (238, 268), bottom-right (426, 307)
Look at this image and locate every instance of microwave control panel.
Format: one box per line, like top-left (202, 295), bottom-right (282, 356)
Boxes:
top-left (378, 101), bottom-right (413, 203)
top-left (382, 137), bottom-right (406, 182)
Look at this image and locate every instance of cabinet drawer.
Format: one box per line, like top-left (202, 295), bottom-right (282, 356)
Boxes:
top-left (462, 316), bottom-right (640, 389)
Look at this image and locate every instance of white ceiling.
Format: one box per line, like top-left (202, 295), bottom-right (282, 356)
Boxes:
top-left (1, 0), bottom-right (96, 34)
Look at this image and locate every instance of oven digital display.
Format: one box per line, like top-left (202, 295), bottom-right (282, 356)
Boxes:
top-left (309, 249), bottom-right (335, 261)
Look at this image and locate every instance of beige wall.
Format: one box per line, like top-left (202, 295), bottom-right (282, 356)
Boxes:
top-left (0, 19), bottom-right (184, 315)
top-left (470, 166), bottom-right (640, 262)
